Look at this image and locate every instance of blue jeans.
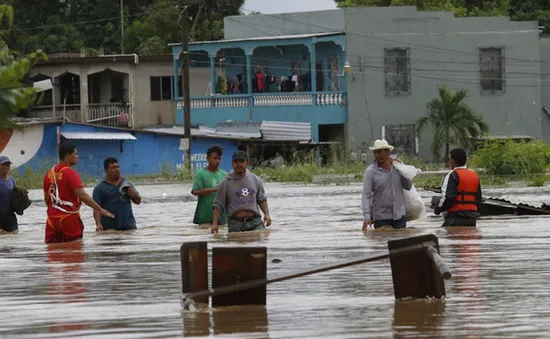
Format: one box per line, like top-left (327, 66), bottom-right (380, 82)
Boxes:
top-left (228, 216), bottom-right (265, 233)
top-left (373, 216), bottom-right (407, 229)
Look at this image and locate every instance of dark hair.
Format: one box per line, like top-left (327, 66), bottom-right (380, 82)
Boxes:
top-left (207, 145), bottom-right (223, 157)
top-left (58, 143), bottom-right (76, 160)
top-left (104, 157), bottom-right (119, 170)
top-left (450, 148), bottom-right (467, 166)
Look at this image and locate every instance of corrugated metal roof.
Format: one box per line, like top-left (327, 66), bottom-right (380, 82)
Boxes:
top-left (60, 131), bottom-right (137, 140)
top-left (260, 121), bottom-right (312, 141)
top-left (216, 122), bottom-right (262, 139)
top-left (169, 32), bottom-right (344, 46)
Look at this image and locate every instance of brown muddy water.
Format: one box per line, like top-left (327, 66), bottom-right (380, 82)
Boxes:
top-left (1, 183), bottom-right (549, 338)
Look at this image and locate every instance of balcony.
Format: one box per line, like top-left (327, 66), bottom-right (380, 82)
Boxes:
top-left (177, 91), bottom-right (346, 127)
top-left (26, 68), bottom-right (132, 127)
top-left (171, 32), bottom-right (348, 141)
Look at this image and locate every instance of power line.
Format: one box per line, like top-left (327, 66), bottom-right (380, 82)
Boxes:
top-left (239, 8), bottom-right (550, 65)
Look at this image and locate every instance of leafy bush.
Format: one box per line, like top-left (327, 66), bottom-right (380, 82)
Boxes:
top-left (471, 139), bottom-right (550, 175)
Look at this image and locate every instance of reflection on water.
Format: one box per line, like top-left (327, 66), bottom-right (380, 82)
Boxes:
top-left (1, 183), bottom-right (550, 338)
top-left (182, 306), bottom-right (269, 338)
top-left (392, 300), bottom-right (446, 338)
top-left (47, 241), bottom-right (87, 333)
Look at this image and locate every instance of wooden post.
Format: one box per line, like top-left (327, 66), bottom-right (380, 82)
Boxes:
top-left (211, 247), bottom-right (267, 306)
top-left (180, 242), bottom-right (208, 304)
top-left (388, 234), bottom-right (450, 299)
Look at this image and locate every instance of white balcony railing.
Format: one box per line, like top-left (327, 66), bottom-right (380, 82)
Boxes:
top-left (87, 103), bottom-right (131, 127)
top-left (181, 92), bottom-right (346, 110)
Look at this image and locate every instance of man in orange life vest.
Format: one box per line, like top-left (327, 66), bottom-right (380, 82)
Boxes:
top-left (434, 148), bottom-right (482, 226)
top-left (43, 143), bottom-right (114, 243)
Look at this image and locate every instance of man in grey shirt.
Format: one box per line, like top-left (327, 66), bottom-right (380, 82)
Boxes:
top-left (362, 140), bottom-right (413, 231)
top-left (211, 150), bottom-right (272, 234)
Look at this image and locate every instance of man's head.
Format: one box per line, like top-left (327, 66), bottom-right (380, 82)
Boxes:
top-left (206, 145), bottom-right (223, 170)
top-left (104, 157), bottom-right (121, 180)
top-left (450, 148), bottom-right (467, 169)
top-left (59, 144), bottom-right (78, 166)
top-left (231, 150), bottom-right (248, 174)
top-left (0, 156), bottom-right (11, 176)
top-left (369, 139), bottom-right (394, 166)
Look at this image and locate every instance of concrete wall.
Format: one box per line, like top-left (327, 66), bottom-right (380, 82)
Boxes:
top-left (31, 59), bottom-right (179, 128)
top-left (133, 60), bottom-right (175, 126)
top-left (541, 38), bottom-right (550, 144)
top-left (344, 7), bottom-right (542, 160)
top-left (224, 10), bottom-right (345, 39)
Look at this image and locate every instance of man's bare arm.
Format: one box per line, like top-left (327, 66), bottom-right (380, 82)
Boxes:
top-left (192, 188), bottom-right (218, 196)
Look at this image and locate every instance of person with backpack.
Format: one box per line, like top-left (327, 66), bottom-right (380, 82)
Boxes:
top-left (0, 156), bottom-right (18, 233)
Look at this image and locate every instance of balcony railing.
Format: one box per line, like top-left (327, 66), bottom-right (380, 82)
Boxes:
top-left (87, 103), bottom-right (131, 127)
top-left (28, 104), bottom-right (81, 122)
top-left (177, 91), bottom-right (346, 109)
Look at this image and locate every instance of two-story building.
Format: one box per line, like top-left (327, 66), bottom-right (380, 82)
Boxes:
top-left (26, 53), bottom-right (177, 128)
top-left (171, 7), bottom-right (550, 161)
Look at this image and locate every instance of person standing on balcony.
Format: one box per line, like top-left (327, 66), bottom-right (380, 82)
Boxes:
top-left (210, 150), bottom-right (271, 234)
top-left (191, 145), bottom-right (227, 228)
top-left (434, 148), bottom-right (482, 226)
top-left (362, 140), bottom-right (413, 231)
top-left (0, 156), bottom-right (18, 233)
top-left (93, 157), bottom-right (141, 232)
top-left (43, 144), bottom-right (114, 243)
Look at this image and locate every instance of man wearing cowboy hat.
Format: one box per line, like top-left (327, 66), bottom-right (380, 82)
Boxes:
top-left (362, 139), bottom-right (413, 231)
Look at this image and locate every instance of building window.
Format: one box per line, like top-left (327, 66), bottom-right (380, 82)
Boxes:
top-left (384, 48), bottom-right (410, 96)
top-left (480, 47), bottom-right (505, 93)
top-left (150, 76), bottom-right (174, 101)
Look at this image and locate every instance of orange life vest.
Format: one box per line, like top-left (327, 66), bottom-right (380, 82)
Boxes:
top-left (447, 168), bottom-right (480, 213)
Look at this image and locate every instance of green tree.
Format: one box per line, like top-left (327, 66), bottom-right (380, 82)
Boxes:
top-left (0, 5), bottom-right (46, 129)
top-left (416, 86), bottom-right (489, 161)
top-left (2, 0), bottom-right (245, 56)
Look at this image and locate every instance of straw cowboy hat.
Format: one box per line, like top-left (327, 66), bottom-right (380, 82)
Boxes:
top-left (369, 139), bottom-right (394, 151)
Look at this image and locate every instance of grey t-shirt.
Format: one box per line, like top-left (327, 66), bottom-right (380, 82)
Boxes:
top-left (362, 163), bottom-right (413, 221)
top-left (213, 170), bottom-right (267, 218)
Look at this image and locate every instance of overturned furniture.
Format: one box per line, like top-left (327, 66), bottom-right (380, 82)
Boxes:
top-left (180, 234), bottom-right (451, 309)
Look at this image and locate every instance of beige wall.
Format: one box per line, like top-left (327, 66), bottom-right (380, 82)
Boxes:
top-left (133, 61), bottom-right (175, 126)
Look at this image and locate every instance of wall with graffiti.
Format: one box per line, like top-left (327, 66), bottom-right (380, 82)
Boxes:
top-left (0, 122), bottom-right (237, 178)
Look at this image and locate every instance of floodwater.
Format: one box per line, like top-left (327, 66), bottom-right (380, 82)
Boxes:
top-left (1, 182), bottom-right (550, 338)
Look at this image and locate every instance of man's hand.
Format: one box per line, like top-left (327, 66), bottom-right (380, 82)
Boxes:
top-left (264, 215), bottom-right (272, 227)
top-left (392, 157), bottom-right (402, 163)
top-left (210, 224), bottom-right (219, 234)
top-left (127, 187), bottom-right (138, 199)
top-left (96, 223), bottom-right (104, 232)
top-left (100, 209), bottom-right (115, 218)
top-left (362, 219), bottom-right (372, 231)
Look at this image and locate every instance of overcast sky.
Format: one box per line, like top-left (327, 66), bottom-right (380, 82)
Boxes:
top-left (243, 0), bottom-right (337, 14)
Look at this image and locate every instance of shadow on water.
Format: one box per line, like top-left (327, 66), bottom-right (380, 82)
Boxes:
top-left (182, 305), bottom-right (269, 338)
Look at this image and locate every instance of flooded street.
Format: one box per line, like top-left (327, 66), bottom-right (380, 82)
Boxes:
top-left (1, 182), bottom-right (550, 338)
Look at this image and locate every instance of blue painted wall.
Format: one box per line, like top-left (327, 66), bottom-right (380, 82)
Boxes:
top-left (16, 122), bottom-right (239, 179)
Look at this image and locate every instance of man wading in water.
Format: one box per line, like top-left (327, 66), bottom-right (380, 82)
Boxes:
top-left (362, 140), bottom-right (413, 231)
top-left (210, 150), bottom-right (271, 234)
top-left (43, 144), bottom-right (114, 243)
top-left (191, 145), bottom-right (227, 227)
top-left (435, 148), bottom-right (482, 226)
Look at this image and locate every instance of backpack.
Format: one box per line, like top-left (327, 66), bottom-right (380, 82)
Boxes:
top-left (12, 185), bottom-right (32, 216)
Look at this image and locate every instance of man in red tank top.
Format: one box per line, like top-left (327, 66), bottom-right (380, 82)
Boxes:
top-left (435, 148), bottom-right (482, 226)
top-left (43, 143), bottom-right (114, 243)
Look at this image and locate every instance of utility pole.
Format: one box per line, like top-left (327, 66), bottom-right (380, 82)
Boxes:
top-left (120, 0), bottom-right (124, 53)
top-left (180, 0), bottom-right (202, 172)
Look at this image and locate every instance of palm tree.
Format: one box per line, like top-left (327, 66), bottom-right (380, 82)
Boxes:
top-left (416, 86), bottom-right (489, 162)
